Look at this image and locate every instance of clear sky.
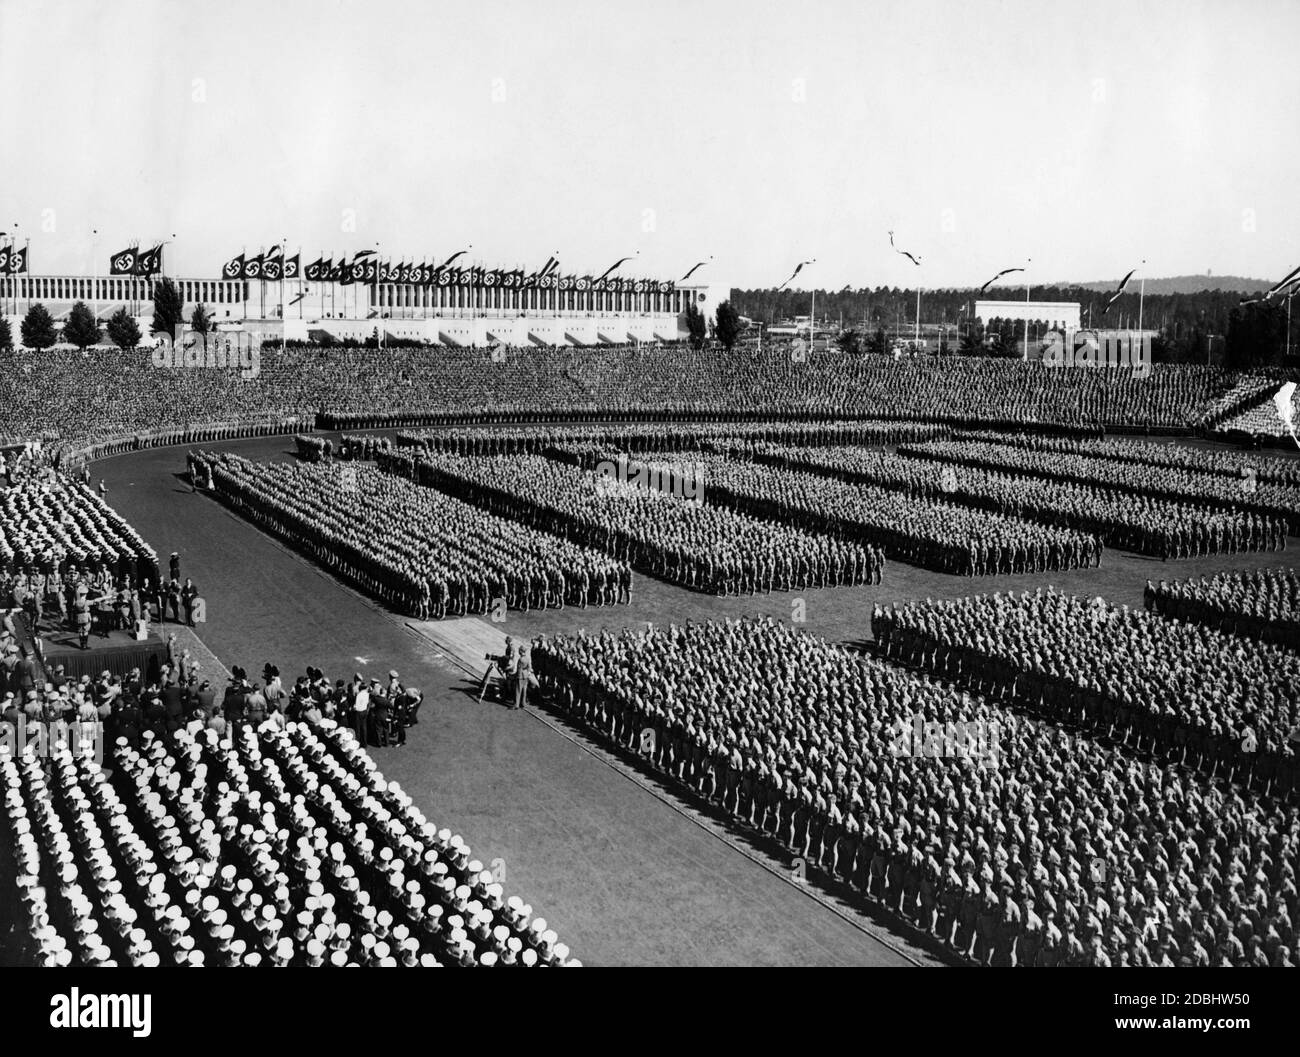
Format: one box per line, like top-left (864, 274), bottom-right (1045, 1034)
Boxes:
top-left (2, 0), bottom-right (1296, 290)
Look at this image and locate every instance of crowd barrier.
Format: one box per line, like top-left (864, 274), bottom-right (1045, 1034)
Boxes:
top-left (319, 408), bottom-right (1110, 435)
top-left (50, 418), bottom-right (309, 470)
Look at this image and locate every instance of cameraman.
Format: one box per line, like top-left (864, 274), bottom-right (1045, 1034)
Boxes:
top-left (480, 636), bottom-right (518, 704)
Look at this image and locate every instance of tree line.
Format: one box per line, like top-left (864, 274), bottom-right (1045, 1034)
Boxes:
top-left (0, 278), bottom-right (215, 351)
top-left (729, 285), bottom-right (1299, 367)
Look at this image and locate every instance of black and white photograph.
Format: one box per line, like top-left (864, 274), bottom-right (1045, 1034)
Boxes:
top-left (0, 0), bottom-right (1296, 1031)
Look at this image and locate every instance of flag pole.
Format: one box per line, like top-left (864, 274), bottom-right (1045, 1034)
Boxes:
top-left (14, 224), bottom-right (24, 316)
top-left (375, 241), bottom-right (383, 349)
top-left (13, 223), bottom-right (20, 318)
top-left (1023, 258), bottom-right (1032, 361)
top-left (91, 228), bottom-right (98, 333)
top-left (280, 237), bottom-right (286, 353)
top-left (1287, 281), bottom-right (1297, 361)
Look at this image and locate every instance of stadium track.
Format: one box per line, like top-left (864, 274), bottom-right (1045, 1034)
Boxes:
top-left (93, 431), bottom-right (1297, 966)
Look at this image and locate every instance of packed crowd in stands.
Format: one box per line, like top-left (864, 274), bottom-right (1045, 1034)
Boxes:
top-left (551, 446), bottom-right (1099, 576)
top-left (955, 429), bottom-right (1300, 487)
top-left (195, 453), bottom-right (630, 618)
top-left (3, 660), bottom-right (574, 966)
top-left (898, 438), bottom-right (1300, 532)
top-left (1146, 569), bottom-right (1300, 650)
top-left (872, 589), bottom-right (1300, 793)
top-left (744, 443), bottom-right (1286, 560)
top-left (534, 617), bottom-right (1298, 966)
top-left (387, 451), bottom-right (886, 594)
top-left (0, 345), bottom-right (1272, 452)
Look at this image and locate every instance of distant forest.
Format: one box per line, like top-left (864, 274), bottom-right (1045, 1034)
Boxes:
top-left (728, 283), bottom-right (1298, 367)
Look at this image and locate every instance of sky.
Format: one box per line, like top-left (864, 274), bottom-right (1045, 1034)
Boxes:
top-left (1, 0), bottom-right (1297, 291)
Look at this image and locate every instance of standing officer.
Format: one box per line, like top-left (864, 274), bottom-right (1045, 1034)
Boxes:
top-left (513, 641), bottom-right (534, 711)
top-left (165, 577), bottom-right (182, 623)
top-left (73, 587), bottom-right (92, 650)
top-left (181, 578), bottom-right (199, 626)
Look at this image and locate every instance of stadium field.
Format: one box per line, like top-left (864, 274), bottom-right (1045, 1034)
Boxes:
top-left (90, 428), bottom-right (1297, 966)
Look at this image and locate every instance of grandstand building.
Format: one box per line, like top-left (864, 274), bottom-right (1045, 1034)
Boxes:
top-left (974, 299), bottom-right (1081, 330)
top-left (0, 271), bottom-right (730, 347)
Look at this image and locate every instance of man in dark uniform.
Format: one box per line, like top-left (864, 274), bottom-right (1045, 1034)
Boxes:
top-left (181, 578), bottom-right (199, 626)
top-left (161, 678), bottom-right (185, 734)
top-left (165, 578), bottom-right (182, 623)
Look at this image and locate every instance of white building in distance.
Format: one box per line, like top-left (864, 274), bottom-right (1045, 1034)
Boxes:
top-left (0, 271), bottom-right (729, 348)
top-left (975, 299), bottom-right (1081, 330)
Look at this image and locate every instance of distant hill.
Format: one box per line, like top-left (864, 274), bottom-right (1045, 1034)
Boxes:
top-left (1054, 275), bottom-right (1272, 295)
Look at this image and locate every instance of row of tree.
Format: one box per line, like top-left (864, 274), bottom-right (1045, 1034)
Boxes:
top-left (0, 278), bottom-right (218, 352)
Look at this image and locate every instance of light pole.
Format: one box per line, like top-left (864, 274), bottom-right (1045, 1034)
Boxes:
top-left (159, 233), bottom-right (176, 278)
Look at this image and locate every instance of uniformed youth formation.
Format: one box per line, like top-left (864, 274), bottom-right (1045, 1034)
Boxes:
top-left (536, 616), bottom-right (1298, 967)
top-left (2, 360), bottom-right (1299, 967)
